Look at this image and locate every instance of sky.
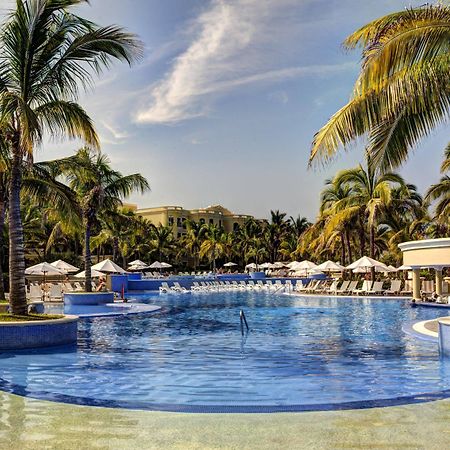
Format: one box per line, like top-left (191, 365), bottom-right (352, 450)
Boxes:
top-left (0, 0), bottom-right (448, 221)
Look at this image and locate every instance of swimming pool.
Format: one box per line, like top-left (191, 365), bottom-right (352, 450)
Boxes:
top-left (1, 292), bottom-right (450, 412)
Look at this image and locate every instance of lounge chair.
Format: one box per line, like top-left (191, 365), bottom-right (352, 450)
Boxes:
top-left (173, 282), bottom-right (189, 293)
top-left (324, 280), bottom-right (339, 294)
top-left (48, 284), bottom-right (63, 301)
top-left (342, 280), bottom-right (358, 294)
top-left (367, 281), bottom-right (384, 295)
top-left (400, 280), bottom-right (413, 295)
top-left (305, 280), bottom-right (320, 293)
top-left (353, 280), bottom-right (372, 295)
top-left (62, 282), bottom-right (74, 293)
top-left (29, 284), bottom-right (43, 301)
top-left (384, 280), bottom-right (402, 295)
top-left (247, 281), bottom-right (256, 290)
top-left (256, 281), bottom-right (265, 289)
top-left (335, 280), bottom-right (350, 294)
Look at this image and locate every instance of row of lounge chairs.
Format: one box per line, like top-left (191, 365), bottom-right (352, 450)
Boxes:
top-left (27, 281), bottom-right (96, 301)
top-left (159, 280), bottom-right (292, 294)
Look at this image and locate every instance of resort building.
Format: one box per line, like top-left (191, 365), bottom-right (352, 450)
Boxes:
top-left (136, 204), bottom-right (253, 237)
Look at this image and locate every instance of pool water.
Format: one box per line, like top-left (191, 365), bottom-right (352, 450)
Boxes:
top-left (1, 292), bottom-right (450, 412)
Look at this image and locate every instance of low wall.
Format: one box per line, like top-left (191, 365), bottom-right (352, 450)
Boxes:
top-left (0, 316), bottom-right (78, 350)
top-left (64, 292), bottom-right (114, 305)
top-left (128, 276), bottom-right (315, 292)
top-left (439, 318), bottom-right (450, 357)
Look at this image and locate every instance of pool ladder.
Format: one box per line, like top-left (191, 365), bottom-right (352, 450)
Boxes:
top-left (240, 309), bottom-right (249, 336)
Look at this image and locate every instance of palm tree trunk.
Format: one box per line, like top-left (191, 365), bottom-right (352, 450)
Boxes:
top-left (340, 232), bottom-right (346, 266)
top-left (369, 224), bottom-right (376, 281)
top-left (113, 236), bottom-right (119, 263)
top-left (9, 145), bottom-right (27, 314)
top-left (345, 229), bottom-right (353, 264)
top-left (0, 197), bottom-right (6, 301)
top-left (84, 218), bottom-right (92, 292)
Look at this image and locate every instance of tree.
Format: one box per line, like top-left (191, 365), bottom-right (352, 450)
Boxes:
top-left (332, 157), bottom-right (407, 277)
top-left (149, 225), bottom-right (174, 263)
top-left (0, 0), bottom-right (142, 314)
top-left (53, 148), bottom-right (149, 291)
top-left (310, 4), bottom-right (450, 172)
top-left (199, 224), bottom-right (225, 273)
top-left (425, 143), bottom-right (450, 233)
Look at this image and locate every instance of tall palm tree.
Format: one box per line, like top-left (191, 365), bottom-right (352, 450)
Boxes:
top-left (425, 143), bottom-right (450, 233)
top-left (320, 178), bottom-right (355, 265)
top-left (310, 4), bottom-right (450, 172)
top-left (149, 225), bottom-right (174, 263)
top-left (199, 224), bottom-right (225, 273)
top-left (0, 0), bottom-right (142, 314)
top-left (179, 219), bottom-right (203, 270)
top-left (332, 157), bottom-right (407, 276)
top-left (53, 148), bottom-right (149, 291)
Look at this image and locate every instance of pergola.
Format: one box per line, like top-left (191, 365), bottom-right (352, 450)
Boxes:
top-left (398, 238), bottom-right (450, 300)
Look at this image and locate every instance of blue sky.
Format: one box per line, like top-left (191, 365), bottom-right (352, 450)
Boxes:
top-left (1, 0), bottom-right (448, 220)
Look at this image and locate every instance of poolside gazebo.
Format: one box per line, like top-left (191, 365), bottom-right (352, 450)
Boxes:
top-left (398, 238), bottom-right (450, 300)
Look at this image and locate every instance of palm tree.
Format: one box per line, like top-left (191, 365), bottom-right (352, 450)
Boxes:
top-left (310, 4), bottom-right (450, 172)
top-left (149, 225), bottom-right (174, 263)
top-left (179, 219), bottom-right (203, 270)
top-left (53, 148), bottom-right (149, 291)
top-left (332, 157), bottom-right (407, 277)
top-left (320, 178), bottom-right (355, 265)
top-left (289, 215), bottom-right (311, 238)
top-left (425, 143), bottom-right (450, 233)
top-left (0, 0), bottom-right (142, 314)
top-left (199, 224), bottom-right (226, 273)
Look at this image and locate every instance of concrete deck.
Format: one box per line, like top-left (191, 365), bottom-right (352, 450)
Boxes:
top-left (0, 391), bottom-right (449, 449)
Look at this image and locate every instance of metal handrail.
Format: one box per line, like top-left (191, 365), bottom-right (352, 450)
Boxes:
top-left (240, 309), bottom-right (249, 335)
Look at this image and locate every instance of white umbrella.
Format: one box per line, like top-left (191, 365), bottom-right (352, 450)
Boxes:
top-left (129, 259), bottom-right (147, 266)
top-left (91, 259), bottom-right (126, 273)
top-left (397, 264), bottom-right (412, 271)
top-left (273, 262), bottom-right (287, 268)
top-left (286, 261), bottom-right (300, 269)
top-left (25, 262), bottom-right (63, 276)
top-left (25, 262), bottom-right (63, 286)
top-left (223, 262), bottom-right (238, 267)
top-left (346, 256), bottom-right (387, 270)
top-left (297, 260), bottom-right (318, 270)
top-left (160, 262), bottom-right (172, 268)
top-left (245, 263), bottom-right (258, 270)
top-left (50, 259), bottom-right (79, 273)
top-left (316, 260), bottom-right (345, 272)
top-left (75, 269), bottom-right (104, 278)
top-left (259, 262), bottom-right (272, 269)
top-left (353, 265), bottom-right (392, 273)
top-left (128, 262), bottom-right (150, 271)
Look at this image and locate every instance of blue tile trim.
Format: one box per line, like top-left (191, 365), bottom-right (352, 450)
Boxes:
top-left (1, 375), bottom-right (450, 413)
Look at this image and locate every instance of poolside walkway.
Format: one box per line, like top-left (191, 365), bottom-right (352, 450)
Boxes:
top-left (1, 391), bottom-right (450, 449)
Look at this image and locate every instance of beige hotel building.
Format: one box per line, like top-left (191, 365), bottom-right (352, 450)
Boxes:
top-left (135, 204), bottom-right (253, 238)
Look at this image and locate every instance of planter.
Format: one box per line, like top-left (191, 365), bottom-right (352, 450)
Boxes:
top-left (0, 315), bottom-right (78, 350)
top-left (64, 292), bottom-right (114, 306)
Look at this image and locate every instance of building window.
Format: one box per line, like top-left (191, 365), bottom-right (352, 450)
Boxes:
top-left (168, 216), bottom-right (174, 226)
top-left (182, 217), bottom-right (187, 229)
top-left (219, 220), bottom-right (222, 228)
top-left (209, 218), bottom-right (214, 225)
top-left (200, 218), bottom-right (205, 225)
top-left (177, 217), bottom-right (182, 227)
top-left (233, 222), bottom-right (239, 231)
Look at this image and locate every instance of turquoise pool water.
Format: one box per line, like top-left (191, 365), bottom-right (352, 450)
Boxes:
top-left (0, 292), bottom-right (449, 412)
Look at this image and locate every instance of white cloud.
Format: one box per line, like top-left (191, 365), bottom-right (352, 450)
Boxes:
top-left (136, 0), bottom-right (351, 125)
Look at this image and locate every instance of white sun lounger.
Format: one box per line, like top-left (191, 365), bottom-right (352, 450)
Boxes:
top-left (400, 280), bottom-right (413, 295)
top-left (335, 280), bottom-right (350, 294)
top-left (48, 284), bottom-right (63, 301)
top-left (353, 280), bottom-right (372, 295)
top-left (367, 281), bottom-right (384, 295)
top-left (384, 280), bottom-right (402, 295)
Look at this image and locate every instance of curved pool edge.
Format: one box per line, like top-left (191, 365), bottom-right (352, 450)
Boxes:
top-left (1, 375), bottom-right (450, 414)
